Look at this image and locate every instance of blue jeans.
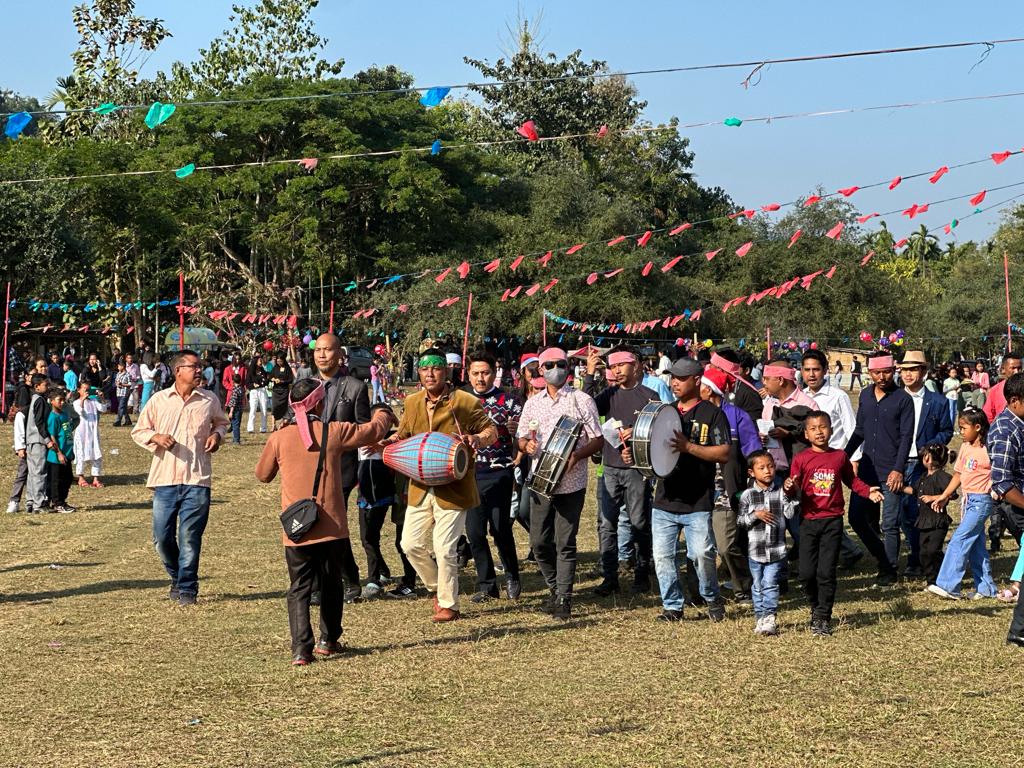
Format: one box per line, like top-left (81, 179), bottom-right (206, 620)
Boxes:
top-left (652, 507), bottom-right (720, 612)
top-left (230, 408), bottom-right (242, 443)
top-left (947, 398), bottom-right (958, 427)
top-left (141, 381), bottom-right (154, 410)
top-left (749, 559), bottom-right (784, 618)
top-left (372, 380), bottom-right (384, 404)
top-left (596, 476), bottom-right (635, 565)
top-left (936, 493), bottom-right (998, 596)
top-left (152, 485), bottom-right (212, 597)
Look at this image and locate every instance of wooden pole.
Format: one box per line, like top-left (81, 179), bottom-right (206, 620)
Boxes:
top-left (1005, 250), bottom-right (1013, 353)
top-left (542, 308), bottom-right (547, 346)
top-left (329, 300), bottom-right (334, 334)
top-left (766, 325), bottom-right (772, 354)
top-left (178, 273), bottom-right (185, 350)
top-left (1, 282), bottom-right (10, 417)
top-left (461, 293), bottom-right (473, 369)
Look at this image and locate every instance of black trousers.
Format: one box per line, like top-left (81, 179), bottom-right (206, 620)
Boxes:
top-left (47, 460), bottom-right (72, 506)
top-left (848, 493), bottom-right (893, 575)
top-left (285, 539), bottom-right (345, 656)
top-left (1000, 503), bottom-right (1024, 546)
top-left (359, 505), bottom-right (392, 584)
top-left (918, 525), bottom-right (949, 585)
top-left (312, 489), bottom-right (360, 595)
top-left (529, 487), bottom-right (586, 597)
top-left (1010, 586), bottom-right (1024, 639)
top-left (466, 470), bottom-right (520, 593)
top-left (799, 515), bottom-right (843, 622)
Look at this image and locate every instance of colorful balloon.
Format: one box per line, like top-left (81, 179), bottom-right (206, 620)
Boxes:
top-left (879, 337), bottom-right (890, 347)
top-left (262, 340), bottom-right (274, 352)
top-left (810, 342), bottom-right (818, 350)
top-left (703, 339), bottom-right (713, 348)
top-left (309, 340), bottom-right (316, 350)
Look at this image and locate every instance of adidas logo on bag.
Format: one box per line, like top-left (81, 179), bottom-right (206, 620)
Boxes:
top-left (291, 519), bottom-right (303, 533)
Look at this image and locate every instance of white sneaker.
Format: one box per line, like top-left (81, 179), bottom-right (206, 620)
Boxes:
top-left (5, 500), bottom-right (18, 514)
top-left (762, 614), bottom-right (778, 635)
top-left (927, 584), bottom-right (959, 600)
top-left (964, 591), bottom-right (990, 601)
top-left (753, 616), bottom-right (766, 635)
top-left (360, 582), bottom-right (382, 600)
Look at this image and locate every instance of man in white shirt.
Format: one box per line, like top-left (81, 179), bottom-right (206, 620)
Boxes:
top-left (801, 350), bottom-right (864, 567)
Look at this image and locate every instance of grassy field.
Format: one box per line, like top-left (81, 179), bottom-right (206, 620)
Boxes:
top-left (1, 413), bottom-right (1022, 768)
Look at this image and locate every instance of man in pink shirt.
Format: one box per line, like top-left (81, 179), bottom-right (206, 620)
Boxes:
top-left (983, 353), bottom-right (1022, 423)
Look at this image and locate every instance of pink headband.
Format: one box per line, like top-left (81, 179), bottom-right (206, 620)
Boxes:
top-left (868, 355), bottom-right (895, 371)
top-left (290, 381), bottom-right (326, 449)
top-left (763, 365), bottom-right (796, 381)
top-left (710, 353), bottom-right (741, 378)
top-left (538, 347), bottom-right (567, 364)
top-left (608, 351), bottom-right (636, 367)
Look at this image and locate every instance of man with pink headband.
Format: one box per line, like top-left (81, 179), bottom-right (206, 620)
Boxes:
top-left (517, 346), bottom-right (603, 621)
top-left (845, 352), bottom-right (915, 586)
top-left (710, 349), bottom-right (763, 425)
top-left (583, 344), bottom-right (659, 596)
top-left (256, 378), bottom-right (397, 665)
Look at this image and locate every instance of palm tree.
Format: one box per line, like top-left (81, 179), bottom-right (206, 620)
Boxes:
top-left (45, 75), bottom-right (78, 111)
top-left (907, 224), bottom-right (942, 277)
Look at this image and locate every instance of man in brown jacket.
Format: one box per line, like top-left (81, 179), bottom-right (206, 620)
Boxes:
top-left (388, 348), bottom-right (497, 623)
top-left (256, 378), bottom-right (395, 666)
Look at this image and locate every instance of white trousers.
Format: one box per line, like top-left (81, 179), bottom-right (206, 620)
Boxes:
top-left (247, 389), bottom-right (268, 432)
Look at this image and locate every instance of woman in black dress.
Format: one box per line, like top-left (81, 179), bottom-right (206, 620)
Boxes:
top-left (268, 353), bottom-right (294, 421)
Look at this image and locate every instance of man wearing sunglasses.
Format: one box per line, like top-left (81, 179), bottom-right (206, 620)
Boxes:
top-left (517, 347), bottom-right (603, 621)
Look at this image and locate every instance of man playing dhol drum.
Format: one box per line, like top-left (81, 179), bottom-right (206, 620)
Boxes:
top-left (517, 347), bottom-right (603, 621)
top-left (385, 348), bottom-right (497, 623)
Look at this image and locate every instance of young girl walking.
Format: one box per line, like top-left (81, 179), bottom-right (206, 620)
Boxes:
top-left (73, 381), bottom-right (106, 488)
top-left (925, 408), bottom-right (999, 600)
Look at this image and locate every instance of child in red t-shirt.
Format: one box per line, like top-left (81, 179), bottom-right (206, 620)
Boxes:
top-left (785, 411), bottom-right (882, 636)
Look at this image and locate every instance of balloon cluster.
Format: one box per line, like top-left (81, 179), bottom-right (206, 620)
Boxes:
top-left (859, 329), bottom-right (905, 348)
top-left (373, 344), bottom-right (389, 360)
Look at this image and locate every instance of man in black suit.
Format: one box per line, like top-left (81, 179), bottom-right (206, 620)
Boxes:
top-left (308, 334), bottom-right (371, 603)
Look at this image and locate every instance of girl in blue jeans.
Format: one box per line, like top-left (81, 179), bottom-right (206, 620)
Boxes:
top-left (925, 408), bottom-right (999, 599)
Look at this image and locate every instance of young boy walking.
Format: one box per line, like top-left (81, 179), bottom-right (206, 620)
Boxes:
top-left (46, 389), bottom-right (76, 513)
top-left (786, 411), bottom-right (882, 636)
top-left (738, 450), bottom-right (798, 636)
top-left (24, 374), bottom-right (52, 513)
top-left (114, 361), bottom-right (133, 427)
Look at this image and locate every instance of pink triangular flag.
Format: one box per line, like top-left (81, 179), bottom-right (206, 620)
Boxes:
top-left (537, 251), bottom-right (552, 267)
top-left (500, 289), bottom-right (511, 302)
top-left (787, 230), bottom-right (802, 248)
top-left (825, 221), bottom-right (844, 240)
top-left (543, 279), bottom-right (558, 293)
top-left (929, 166), bottom-right (949, 183)
top-left (483, 258), bottom-right (501, 273)
top-left (457, 261), bottom-right (471, 279)
top-left (525, 283), bottom-right (541, 296)
top-left (837, 186), bottom-right (859, 197)
top-left (970, 190), bottom-right (987, 206)
top-left (566, 243), bottom-right (585, 255)
top-left (669, 222), bottom-right (693, 235)
top-left (637, 230), bottom-right (653, 247)
top-left (661, 255), bottom-right (684, 272)
top-left (604, 268), bottom-right (624, 278)
top-left (596, 124), bottom-right (608, 138)
top-left (509, 285), bottom-right (523, 298)
top-left (586, 273), bottom-right (599, 285)
top-left (641, 262), bottom-right (654, 276)
top-left (607, 235), bottom-right (627, 246)
top-left (992, 151), bottom-right (1012, 165)
top-left (435, 267), bottom-right (452, 283)
top-left (825, 265), bottom-right (837, 279)
top-left (895, 238), bottom-right (909, 248)
top-left (690, 309), bottom-right (702, 322)
top-left (705, 248), bottom-right (722, 261)
top-left (298, 158), bottom-right (318, 171)
top-left (857, 213), bottom-right (879, 224)
top-left (735, 242), bottom-right (753, 257)
top-left (860, 250), bottom-right (874, 266)
top-left (509, 254), bottom-right (525, 271)
top-left (397, 304), bottom-right (409, 313)
top-left (803, 196), bottom-right (821, 207)
top-left (516, 120), bottom-right (539, 141)
top-left (916, 204), bottom-right (929, 214)
top-left (902, 204), bottom-right (920, 219)
top-left (761, 203), bottom-right (781, 212)
top-left (889, 176), bottom-right (902, 190)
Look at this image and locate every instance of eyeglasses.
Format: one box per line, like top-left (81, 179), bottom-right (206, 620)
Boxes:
top-left (176, 364), bottom-right (203, 371)
top-left (542, 361), bottom-right (567, 370)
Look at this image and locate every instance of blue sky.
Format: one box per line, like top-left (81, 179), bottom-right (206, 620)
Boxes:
top-left (3, 1), bottom-right (1024, 244)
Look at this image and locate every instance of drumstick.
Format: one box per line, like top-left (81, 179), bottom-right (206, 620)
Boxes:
top-left (528, 419), bottom-right (538, 441)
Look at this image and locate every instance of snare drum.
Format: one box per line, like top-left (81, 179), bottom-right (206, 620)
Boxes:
top-left (630, 402), bottom-right (681, 478)
top-left (528, 415), bottom-right (584, 498)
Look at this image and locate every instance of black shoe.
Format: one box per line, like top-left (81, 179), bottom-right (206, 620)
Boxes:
top-left (631, 577), bottom-right (652, 595)
top-left (168, 585), bottom-right (180, 601)
top-left (310, 590), bottom-right (322, 606)
top-left (811, 619), bottom-right (833, 637)
top-left (838, 551), bottom-right (865, 570)
top-left (873, 571), bottom-right (898, 587)
top-left (458, 552), bottom-right (471, 569)
top-left (593, 579), bottom-right (620, 597)
top-left (313, 638), bottom-right (346, 657)
top-left (656, 609), bottom-right (683, 623)
top-left (1007, 634), bottom-right (1024, 648)
top-left (903, 565), bottom-right (923, 580)
top-left (708, 602), bottom-right (726, 623)
top-left (470, 590), bottom-right (498, 604)
top-left (536, 590), bottom-right (557, 614)
top-left (384, 584), bottom-right (417, 599)
top-left (177, 592), bottom-right (197, 606)
top-left (505, 577), bottom-right (522, 600)
top-left (732, 591), bottom-right (753, 605)
top-left (551, 595), bottom-right (572, 621)
top-left (343, 586), bottom-right (362, 604)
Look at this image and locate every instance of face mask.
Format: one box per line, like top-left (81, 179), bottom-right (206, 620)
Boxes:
top-left (543, 366), bottom-right (569, 387)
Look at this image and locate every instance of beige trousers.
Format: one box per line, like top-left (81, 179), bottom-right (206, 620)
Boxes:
top-left (400, 490), bottom-right (467, 610)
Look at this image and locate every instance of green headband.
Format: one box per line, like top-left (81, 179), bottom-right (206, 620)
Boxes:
top-left (418, 354), bottom-right (447, 369)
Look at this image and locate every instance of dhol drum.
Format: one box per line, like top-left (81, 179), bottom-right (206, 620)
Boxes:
top-left (630, 401), bottom-right (681, 478)
top-left (528, 416), bottom-right (584, 498)
top-left (383, 431), bottom-right (470, 486)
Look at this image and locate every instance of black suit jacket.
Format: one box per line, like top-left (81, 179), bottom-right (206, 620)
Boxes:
top-left (322, 373), bottom-right (371, 492)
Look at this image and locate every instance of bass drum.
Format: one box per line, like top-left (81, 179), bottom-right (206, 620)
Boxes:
top-left (630, 401), bottom-right (681, 478)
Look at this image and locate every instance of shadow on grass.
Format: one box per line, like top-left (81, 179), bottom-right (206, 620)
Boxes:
top-left (329, 746), bottom-right (437, 767)
top-left (94, 473), bottom-right (149, 487)
top-left (840, 601), bottom-right (1011, 628)
top-left (0, 561), bottom-right (103, 574)
top-left (0, 578), bottom-right (168, 604)
top-left (348, 617), bottom-right (599, 655)
top-left (85, 502), bottom-right (151, 512)
top-left (214, 591), bottom-right (287, 602)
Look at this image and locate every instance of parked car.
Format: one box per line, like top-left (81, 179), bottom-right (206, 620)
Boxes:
top-left (345, 346), bottom-right (374, 381)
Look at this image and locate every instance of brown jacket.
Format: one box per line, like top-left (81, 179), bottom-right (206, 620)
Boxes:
top-left (255, 409), bottom-right (392, 547)
top-left (396, 386), bottom-right (496, 510)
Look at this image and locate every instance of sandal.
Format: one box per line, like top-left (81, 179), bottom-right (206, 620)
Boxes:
top-left (77, 477), bottom-right (89, 488)
top-left (91, 479), bottom-right (104, 488)
top-left (997, 587), bottom-right (1020, 603)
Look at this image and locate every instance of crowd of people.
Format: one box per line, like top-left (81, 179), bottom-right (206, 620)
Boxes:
top-left (4, 336), bottom-right (1024, 665)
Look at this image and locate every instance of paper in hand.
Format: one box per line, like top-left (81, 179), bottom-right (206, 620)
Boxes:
top-left (602, 418), bottom-right (624, 449)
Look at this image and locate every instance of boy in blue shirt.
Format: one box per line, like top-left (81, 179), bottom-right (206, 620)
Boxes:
top-left (46, 389), bottom-right (76, 513)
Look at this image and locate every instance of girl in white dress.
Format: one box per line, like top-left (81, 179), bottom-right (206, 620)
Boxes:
top-left (73, 381), bottom-right (107, 488)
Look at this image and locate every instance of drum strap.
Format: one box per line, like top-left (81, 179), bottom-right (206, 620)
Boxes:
top-left (311, 419), bottom-right (329, 503)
